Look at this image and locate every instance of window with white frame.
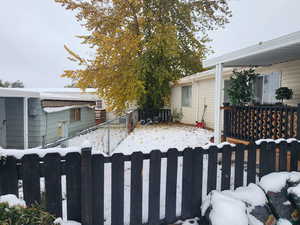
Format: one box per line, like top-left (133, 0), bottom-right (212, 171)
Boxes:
top-left (182, 85), bottom-right (192, 107)
top-left (253, 72), bottom-right (281, 104)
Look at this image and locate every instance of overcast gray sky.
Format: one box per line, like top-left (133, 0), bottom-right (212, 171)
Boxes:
top-left (0, 0), bottom-right (300, 88)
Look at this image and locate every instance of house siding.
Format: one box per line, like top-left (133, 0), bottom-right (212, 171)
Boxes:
top-left (257, 59), bottom-right (300, 106)
top-left (43, 107), bottom-right (96, 144)
top-left (28, 98), bottom-right (43, 148)
top-left (171, 76), bottom-right (225, 129)
top-left (5, 98), bottom-right (24, 149)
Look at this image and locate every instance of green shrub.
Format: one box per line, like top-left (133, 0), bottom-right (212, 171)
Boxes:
top-left (225, 68), bottom-right (258, 105)
top-left (0, 202), bottom-right (55, 225)
top-left (275, 87), bottom-right (293, 103)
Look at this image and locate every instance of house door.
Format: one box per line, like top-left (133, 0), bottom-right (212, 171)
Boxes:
top-left (0, 98), bottom-right (7, 148)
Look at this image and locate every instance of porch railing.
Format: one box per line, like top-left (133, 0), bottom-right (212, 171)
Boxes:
top-left (223, 103), bottom-right (300, 141)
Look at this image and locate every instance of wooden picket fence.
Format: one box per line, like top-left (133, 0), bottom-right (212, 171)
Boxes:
top-left (0, 141), bottom-right (300, 225)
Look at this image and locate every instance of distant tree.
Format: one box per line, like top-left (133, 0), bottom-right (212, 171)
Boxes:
top-left (0, 79), bottom-right (25, 88)
top-left (10, 80), bottom-right (25, 88)
top-left (0, 80), bottom-right (10, 87)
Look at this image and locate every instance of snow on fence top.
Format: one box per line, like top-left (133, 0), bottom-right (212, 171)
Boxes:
top-left (0, 138), bottom-right (299, 159)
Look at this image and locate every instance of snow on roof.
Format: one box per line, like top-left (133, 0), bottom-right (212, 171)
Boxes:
top-left (43, 105), bottom-right (94, 113)
top-left (0, 88), bottom-right (40, 98)
top-left (0, 88), bottom-right (100, 101)
top-left (16, 88), bottom-right (97, 93)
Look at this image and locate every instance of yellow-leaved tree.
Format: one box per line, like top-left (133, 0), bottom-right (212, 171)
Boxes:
top-left (55, 0), bottom-right (231, 113)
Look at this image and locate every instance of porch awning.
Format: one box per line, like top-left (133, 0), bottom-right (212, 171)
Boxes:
top-left (204, 31), bottom-right (300, 67)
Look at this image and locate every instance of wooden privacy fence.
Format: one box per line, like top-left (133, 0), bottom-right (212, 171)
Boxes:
top-left (224, 103), bottom-right (300, 141)
top-left (1, 141), bottom-right (300, 225)
top-left (138, 109), bottom-right (172, 123)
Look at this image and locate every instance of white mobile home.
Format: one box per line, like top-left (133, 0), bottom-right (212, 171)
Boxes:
top-left (171, 31), bottom-right (300, 143)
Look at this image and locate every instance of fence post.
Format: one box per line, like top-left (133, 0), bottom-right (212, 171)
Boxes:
top-left (107, 123), bottom-right (110, 155)
top-left (297, 104), bottom-right (300, 139)
top-left (223, 103), bottom-right (230, 140)
top-left (81, 147), bottom-right (93, 225)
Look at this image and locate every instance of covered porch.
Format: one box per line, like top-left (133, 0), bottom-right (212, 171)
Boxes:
top-left (204, 31), bottom-right (300, 143)
top-left (0, 89), bottom-right (40, 149)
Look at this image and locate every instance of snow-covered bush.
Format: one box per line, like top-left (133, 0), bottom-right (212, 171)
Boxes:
top-left (0, 194), bottom-right (55, 225)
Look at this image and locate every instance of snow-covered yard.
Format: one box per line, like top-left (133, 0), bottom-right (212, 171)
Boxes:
top-left (114, 124), bottom-right (213, 154)
top-left (68, 126), bottom-right (128, 154)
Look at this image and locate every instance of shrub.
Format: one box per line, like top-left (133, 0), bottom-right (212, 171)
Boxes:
top-left (275, 87), bottom-right (293, 103)
top-left (225, 68), bottom-right (258, 105)
top-left (0, 202), bottom-right (55, 225)
top-left (172, 108), bottom-right (183, 122)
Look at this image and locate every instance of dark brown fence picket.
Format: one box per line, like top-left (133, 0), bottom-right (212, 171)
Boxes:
top-left (165, 149), bottom-right (178, 224)
top-left (148, 150), bottom-right (162, 225)
top-left (66, 152), bottom-right (81, 222)
top-left (221, 145), bottom-right (232, 191)
top-left (0, 156), bottom-right (18, 196)
top-left (191, 148), bottom-right (203, 217)
top-left (234, 144), bottom-right (245, 189)
top-left (130, 152), bottom-right (144, 225)
top-left (207, 146), bottom-right (218, 194)
top-left (259, 142), bottom-right (268, 178)
top-left (181, 148), bottom-right (194, 219)
top-left (247, 144), bottom-right (257, 185)
top-left (279, 141), bottom-right (288, 171)
top-left (290, 141), bottom-right (299, 171)
top-left (92, 154), bottom-right (105, 225)
top-left (81, 148), bottom-right (93, 225)
top-left (22, 154), bottom-right (41, 206)
top-left (44, 153), bottom-right (62, 218)
top-left (111, 153), bottom-right (125, 225)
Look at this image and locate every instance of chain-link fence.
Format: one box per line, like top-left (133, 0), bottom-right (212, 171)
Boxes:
top-left (44, 110), bottom-right (139, 155)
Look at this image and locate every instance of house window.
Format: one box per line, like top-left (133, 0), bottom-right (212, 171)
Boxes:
top-left (254, 72), bottom-right (281, 104)
top-left (70, 108), bottom-right (81, 122)
top-left (96, 100), bottom-right (103, 110)
top-left (182, 85), bottom-right (192, 107)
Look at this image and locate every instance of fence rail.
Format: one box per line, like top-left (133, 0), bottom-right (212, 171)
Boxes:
top-left (138, 109), bottom-right (172, 123)
top-left (43, 110), bottom-right (139, 155)
top-left (0, 141), bottom-right (299, 225)
top-left (224, 103), bottom-right (300, 141)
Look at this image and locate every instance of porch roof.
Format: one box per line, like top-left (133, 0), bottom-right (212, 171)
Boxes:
top-left (204, 31), bottom-right (300, 68)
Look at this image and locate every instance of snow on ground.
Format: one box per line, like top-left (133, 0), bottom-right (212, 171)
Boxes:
top-left (114, 124), bottom-right (213, 154)
top-left (68, 126), bottom-right (128, 154)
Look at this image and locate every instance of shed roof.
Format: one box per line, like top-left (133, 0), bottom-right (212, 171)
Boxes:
top-left (0, 88), bottom-right (40, 98)
top-left (0, 88), bottom-right (100, 101)
top-left (204, 31), bottom-right (300, 68)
